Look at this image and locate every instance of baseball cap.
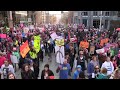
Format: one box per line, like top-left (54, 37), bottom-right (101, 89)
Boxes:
top-left (77, 65), bottom-right (81, 69)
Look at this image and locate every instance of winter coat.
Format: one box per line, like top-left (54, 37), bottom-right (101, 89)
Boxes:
top-left (41, 70), bottom-right (54, 79)
top-left (21, 70), bottom-right (36, 79)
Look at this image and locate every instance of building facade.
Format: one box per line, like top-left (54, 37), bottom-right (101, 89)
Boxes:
top-left (72, 11), bottom-right (120, 29)
top-left (34, 11), bottom-right (50, 25)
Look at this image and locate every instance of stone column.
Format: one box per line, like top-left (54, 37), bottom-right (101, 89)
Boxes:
top-left (7, 11), bottom-right (13, 28)
top-left (79, 11), bottom-right (82, 25)
top-left (107, 20), bottom-right (110, 30)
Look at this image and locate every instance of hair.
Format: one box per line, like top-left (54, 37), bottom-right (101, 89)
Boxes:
top-left (113, 68), bottom-right (120, 79)
top-left (65, 52), bottom-right (69, 56)
top-left (94, 65), bottom-right (100, 72)
top-left (110, 56), bottom-right (115, 61)
top-left (44, 64), bottom-right (49, 69)
top-left (8, 72), bottom-right (16, 79)
top-left (79, 71), bottom-right (85, 79)
top-left (101, 68), bottom-right (107, 74)
top-left (22, 64), bottom-right (30, 71)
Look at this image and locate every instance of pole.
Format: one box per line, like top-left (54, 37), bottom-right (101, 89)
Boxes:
top-left (100, 11), bottom-right (102, 30)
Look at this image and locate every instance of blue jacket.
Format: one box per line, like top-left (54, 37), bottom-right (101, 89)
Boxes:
top-left (59, 64), bottom-right (71, 79)
top-left (73, 70), bottom-right (81, 79)
top-left (87, 62), bottom-right (94, 76)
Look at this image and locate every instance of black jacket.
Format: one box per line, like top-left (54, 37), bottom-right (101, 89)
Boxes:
top-left (21, 70), bottom-right (36, 79)
top-left (41, 70), bottom-right (54, 79)
top-left (76, 56), bottom-right (86, 71)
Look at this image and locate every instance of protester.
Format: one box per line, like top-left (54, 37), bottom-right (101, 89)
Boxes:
top-left (96, 67), bottom-right (108, 79)
top-left (8, 72), bottom-right (16, 79)
top-left (79, 71), bottom-right (85, 79)
top-left (113, 68), bottom-right (120, 79)
top-left (29, 47), bottom-right (39, 79)
top-left (56, 59), bottom-right (71, 79)
top-left (0, 23), bottom-right (120, 79)
top-left (87, 54), bottom-right (99, 79)
top-left (91, 65), bottom-right (100, 79)
top-left (0, 52), bottom-right (6, 68)
top-left (73, 65), bottom-right (82, 79)
top-left (1, 60), bottom-right (15, 79)
top-left (111, 56), bottom-right (117, 69)
top-left (21, 64), bottom-right (36, 79)
top-left (101, 56), bottom-right (114, 77)
top-left (29, 60), bottom-right (34, 72)
top-left (76, 50), bottom-right (86, 73)
top-left (41, 64), bottom-right (54, 79)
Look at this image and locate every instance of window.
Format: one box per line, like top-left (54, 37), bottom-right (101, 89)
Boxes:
top-left (82, 12), bottom-right (88, 16)
top-left (83, 19), bottom-right (87, 27)
top-left (117, 11), bottom-right (120, 17)
top-left (93, 11), bottom-right (98, 16)
top-left (105, 12), bottom-right (110, 16)
top-left (102, 12), bottom-right (104, 16)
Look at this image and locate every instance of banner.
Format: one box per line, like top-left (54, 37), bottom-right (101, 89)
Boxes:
top-left (34, 35), bottom-right (41, 53)
top-left (0, 34), bottom-right (6, 38)
top-left (20, 41), bottom-right (30, 58)
top-left (55, 46), bottom-right (64, 64)
top-left (55, 38), bottom-right (64, 64)
top-left (55, 39), bottom-right (64, 46)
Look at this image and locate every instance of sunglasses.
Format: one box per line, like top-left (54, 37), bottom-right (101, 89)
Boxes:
top-left (95, 68), bottom-right (99, 69)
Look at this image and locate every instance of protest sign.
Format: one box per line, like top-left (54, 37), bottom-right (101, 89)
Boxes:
top-left (34, 35), bottom-right (41, 53)
top-left (20, 41), bottom-right (30, 58)
top-left (0, 34), bottom-right (6, 38)
top-left (50, 32), bottom-right (58, 40)
top-left (96, 48), bottom-right (105, 54)
top-left (90, 46), bottom-right (95, 54)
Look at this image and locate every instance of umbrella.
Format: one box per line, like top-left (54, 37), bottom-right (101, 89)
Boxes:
top-left (116, 28), bottom-right (120, 31)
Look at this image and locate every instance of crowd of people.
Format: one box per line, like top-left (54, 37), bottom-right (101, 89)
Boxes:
top-left (0, 23), bottom-right (120, 79)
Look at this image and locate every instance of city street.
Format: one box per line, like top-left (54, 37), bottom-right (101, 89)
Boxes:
top-left (15, 46), bottom-right (88, 79)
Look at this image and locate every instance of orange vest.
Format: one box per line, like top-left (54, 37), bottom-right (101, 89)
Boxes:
top-left (80, 41), bottom-right (89, 49)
